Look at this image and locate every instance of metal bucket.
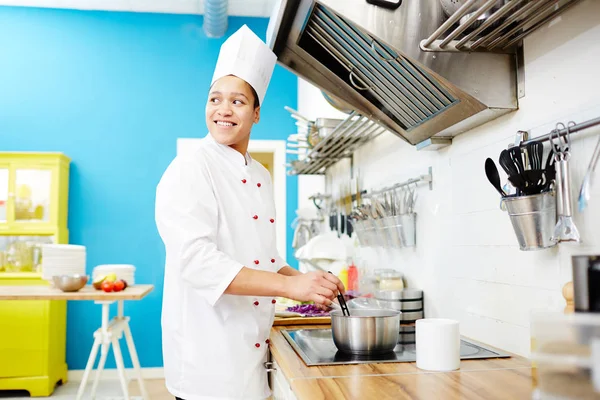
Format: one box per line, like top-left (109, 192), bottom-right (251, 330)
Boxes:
top-left (502, 192), bottom-right (557, 251)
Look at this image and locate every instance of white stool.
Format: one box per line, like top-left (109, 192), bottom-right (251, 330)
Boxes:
top-left (76, 300), bottom-right (149, 400)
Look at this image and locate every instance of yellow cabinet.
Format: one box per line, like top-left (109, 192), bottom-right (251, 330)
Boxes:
top-left (0, 152), bottom-right (70, 397)
top-left (0, 153), bottom-right (69, 242)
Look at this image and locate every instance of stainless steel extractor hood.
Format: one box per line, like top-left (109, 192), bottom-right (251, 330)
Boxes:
top-left (266, 0), bottom-right (518, 146)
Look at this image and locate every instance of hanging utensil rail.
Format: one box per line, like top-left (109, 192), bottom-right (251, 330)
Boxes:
top-left (518, 116), bottom-right (600, 147)
top-left (363, 167), bottom-right (433, 198)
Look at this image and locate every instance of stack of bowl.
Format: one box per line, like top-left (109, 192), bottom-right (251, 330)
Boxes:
top-left (374, 289), bottom-right (424, 344)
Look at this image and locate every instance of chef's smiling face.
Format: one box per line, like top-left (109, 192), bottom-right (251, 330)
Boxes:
top-left (206, 75), bottom-right (260, 155)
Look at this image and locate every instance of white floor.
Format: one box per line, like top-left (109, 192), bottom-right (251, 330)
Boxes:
top-left (0, 380), bottom-right (144, 400)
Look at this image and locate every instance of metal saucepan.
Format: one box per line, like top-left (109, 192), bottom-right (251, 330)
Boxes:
top-left (330, 309), bottom-right (400, 354)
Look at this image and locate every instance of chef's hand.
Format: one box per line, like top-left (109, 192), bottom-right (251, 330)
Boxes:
top-left (285, 271), bottom-right (345, 307)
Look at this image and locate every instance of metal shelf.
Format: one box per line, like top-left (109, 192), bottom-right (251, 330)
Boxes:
top-left (287, 111), bottom-right (387, 175)
top-left (421, 0), bottom-right (580, 53)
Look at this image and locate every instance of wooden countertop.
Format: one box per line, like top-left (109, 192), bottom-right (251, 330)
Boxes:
top-left (269, 325), bottom-right (534, 400)
top-left (0, 284), bottom-right (154, 301)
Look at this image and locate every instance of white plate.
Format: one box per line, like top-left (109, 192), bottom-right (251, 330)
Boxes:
top-left (275, 311), bottom-right (304, 318)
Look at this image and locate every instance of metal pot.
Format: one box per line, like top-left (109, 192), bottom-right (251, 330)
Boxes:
top-left (308, 118), bottom-right (343, 147)
top-left (330, 309), bottom-right (400, 354)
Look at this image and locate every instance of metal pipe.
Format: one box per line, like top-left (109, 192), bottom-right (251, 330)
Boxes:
top-left (519, 117), bottom-right (600, 147)
top-left (455, 0), bottom-right (524, 50)
top-left (501, 0), bottom-right (581, 50)
top-left (470, 0), bottom-right (548, 50)
top-left (364, 172), bottom-right (433, 198)
top-left (487, 0), bottom-right (561, 50)
top-left (439, 0), bottom-right (499, 48)
top-left (203, 0), bottom-right (228, 38)
top-left (421, 0), bottom-right (479, 48)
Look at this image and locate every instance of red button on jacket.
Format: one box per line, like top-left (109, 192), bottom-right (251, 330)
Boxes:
top-left (254, 260), bottom-right (259, 265)
top-left (271, 299), bottom-right (276, 304)
top-left (265, 339), bottom-right (270, 344)
top-left (242, 179), bottom-right (247, 184)
top-left (257, 183), bottom-right (262, 187)
top-left (253, 301), bottom-right (259, 306)
top-left (270, 218), bottom-right (274, 223)
top-left (255, 343), bottom-right (260, 348)
top-left (271, 259), bottom-right (275, 263)
top-left (253, 215), bottom-right (258, 220)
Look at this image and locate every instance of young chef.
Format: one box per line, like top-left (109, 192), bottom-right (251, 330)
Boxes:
top-left (155, 25), bottom-right (345, 400)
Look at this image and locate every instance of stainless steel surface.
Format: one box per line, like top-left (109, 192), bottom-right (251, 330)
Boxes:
top-left (502, 191), bottom-right (557, 251)
top-left (550, 123), bottom-right (581, 243)
top-left (364, 174), bottom-right (433, 198)
top-left (330, 309), bottom-right (400, 354)
top-left (398, 331), bottom-right (416, 344)
top-left (443, 0), bottom-right (502, 47)
top-left (310, 118), bottom-right (345, 147)
top-left (288, 112), bottom-right (386, 175)
top-left (422, 0), bottom-right (580, 52)
top-left (520, 117), bottom-right (600, 148)
top-left (282, 328), bottom-right (511, 366)
top-left (377, 299), bottom-right (423, 311)
top-left (321, 91), bottom-right (355, 114)
top-left (375, 289), bottom-right (424, 301)
top-left (52, 274), bottom-right (89, 292)
top-left (399, 310), bottom-right (424, 322)
top-left (267, 0), bottom-right (516, 147)
top-left (555, 155), bottom-right (581, 242)
top-left (572, 255), bottom-right (593, 312)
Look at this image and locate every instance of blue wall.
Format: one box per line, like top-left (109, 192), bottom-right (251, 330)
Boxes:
top-left (0, 6), bottom-right (298, 369)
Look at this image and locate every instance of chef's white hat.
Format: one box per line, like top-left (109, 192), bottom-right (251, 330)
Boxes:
top-left (211, 25), bottom-right (277, 106)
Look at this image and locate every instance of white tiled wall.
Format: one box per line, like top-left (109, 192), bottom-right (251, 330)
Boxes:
top-left (296, 0), bottom-right (600, 357)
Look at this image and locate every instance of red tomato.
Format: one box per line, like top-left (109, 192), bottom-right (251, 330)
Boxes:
top-left (113, 280), bottom-right (125, 292)
top-left (101, 281), bottom-right (114, 292)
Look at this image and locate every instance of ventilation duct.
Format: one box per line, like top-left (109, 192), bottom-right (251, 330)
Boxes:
top-left (203, 0), bottom-right (228, 38)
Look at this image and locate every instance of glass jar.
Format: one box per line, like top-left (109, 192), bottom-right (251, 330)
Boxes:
top-left (378, 270), bottom-right (404, 290)
top-left (5, 240), bottom-right (34, 272)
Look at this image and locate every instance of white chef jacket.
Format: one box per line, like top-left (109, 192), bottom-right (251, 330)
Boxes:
top-left (155, 133), bottom-right (287, 400)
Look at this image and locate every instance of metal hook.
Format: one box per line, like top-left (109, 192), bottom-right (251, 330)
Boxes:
top-left (566, 120), bottom-right (576, 150)
top-left (549, 125), bottom-right (563, 162)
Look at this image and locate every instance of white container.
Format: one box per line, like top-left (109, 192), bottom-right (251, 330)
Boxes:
top-left (416, 318), bottom-right (460, 371)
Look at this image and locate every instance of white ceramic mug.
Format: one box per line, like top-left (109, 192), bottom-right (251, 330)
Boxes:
top-left (416, 318), bottom-right (460, 371)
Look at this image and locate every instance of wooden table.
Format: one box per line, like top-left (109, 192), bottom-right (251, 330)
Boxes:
top-left (0, 284), bottom-right (154, 400)
top-left (269, 325), bottom-right (534, 400)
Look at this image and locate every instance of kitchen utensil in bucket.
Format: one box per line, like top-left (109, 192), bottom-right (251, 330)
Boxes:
top-left (502, 191), bottom-right (557, 251)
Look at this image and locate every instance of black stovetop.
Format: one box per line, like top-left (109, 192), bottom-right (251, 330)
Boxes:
top-left (282, 328), bottom-right (510, 366)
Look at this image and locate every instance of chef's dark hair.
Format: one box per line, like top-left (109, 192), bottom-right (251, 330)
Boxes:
top-left (249, 86), bottom-right (260, 109)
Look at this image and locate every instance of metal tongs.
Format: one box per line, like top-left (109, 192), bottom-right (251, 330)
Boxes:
top-left (549, 122), bottom-right (581, 243)
top-left (328, 271), bottom-right (350, 316)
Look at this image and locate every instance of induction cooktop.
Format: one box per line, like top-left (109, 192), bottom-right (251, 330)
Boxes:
top-left (282, 328), bottom-right (510, 366)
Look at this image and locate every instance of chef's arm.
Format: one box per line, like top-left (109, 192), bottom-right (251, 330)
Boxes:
top-left (224, 267), bottom-right (343, 305)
